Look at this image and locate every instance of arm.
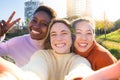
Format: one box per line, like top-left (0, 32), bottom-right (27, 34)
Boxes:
top-left (0, 51), bottom-right (49, 80)
top-left (65, 56), bottom-right (94, 80)
top-left (0, 57), bottom-right (24, 80)
top-left (74, 60), bottom-right (120, 80)
top-left (0, 54), bottom-right (47, 80)
top-left (83, 60), bottom-right (120, 80)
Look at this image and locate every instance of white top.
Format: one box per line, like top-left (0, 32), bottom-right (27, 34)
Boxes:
top-left (20, 50), bottom-right (93, 80)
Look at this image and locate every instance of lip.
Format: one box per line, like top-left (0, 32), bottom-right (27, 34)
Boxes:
top-left (78, 43), bottom-right (88, 48)
top-left (55, 43), bottom-right (65, 48)
top-left (31, 30), bottom-right (40, 34)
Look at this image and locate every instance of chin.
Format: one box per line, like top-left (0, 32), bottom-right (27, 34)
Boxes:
top-left (55, 50), bottom-right (65, 54)
top-left (58, 51), bottom-right (68, 54)
top-left (77, 49), bottom-right (86, 53)
top-left (30, 36), bottom-right (41, 40)
top-left (30, 34), bottom-right (43, 40)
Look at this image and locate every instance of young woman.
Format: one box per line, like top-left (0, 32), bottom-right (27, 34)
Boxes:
top-left (0, 5), bottom-right (57, 67)
top-left (72, 17), bottom-right (117, 70)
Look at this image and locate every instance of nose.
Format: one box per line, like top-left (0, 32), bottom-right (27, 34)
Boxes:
top-left (56, 34), bottom-right (62, 41)
top-left (33, 22), bottom-right (40, 28)
top-left (81, 34), bottom-right (87, 40)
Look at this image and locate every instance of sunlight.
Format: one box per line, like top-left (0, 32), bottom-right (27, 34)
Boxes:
top-left (91, 0), bottom-right (120, 21)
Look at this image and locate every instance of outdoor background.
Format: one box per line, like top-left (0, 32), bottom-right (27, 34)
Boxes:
top-left (0, 0), bottom-right (120, 61)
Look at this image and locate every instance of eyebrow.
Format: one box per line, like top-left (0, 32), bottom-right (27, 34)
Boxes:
top-left (50, 30), bottom-right (69, 34)
top-left (61, 30), bottom-right (69, 32)
top-left (50, 31), bottom-right (56, 34)
top-left (75, 28), bottom-right (92, 31)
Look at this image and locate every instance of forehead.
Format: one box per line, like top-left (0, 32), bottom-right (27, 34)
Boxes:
top-left (33, 11), bottom-right (51, 22)
top-left (50, 22), bottom-right (70, 32)
top-left (75, 21), bottom-right (93, 30)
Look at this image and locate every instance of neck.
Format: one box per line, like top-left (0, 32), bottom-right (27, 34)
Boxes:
top-left (75, 40), bottom-right (96, 57)
top-left (30, 37), bottom-right (45, 49)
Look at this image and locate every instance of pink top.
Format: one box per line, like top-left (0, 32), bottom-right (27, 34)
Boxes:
top-left (0, 34), bottom-right (44, 67)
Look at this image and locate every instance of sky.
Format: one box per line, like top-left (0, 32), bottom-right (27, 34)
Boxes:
top-left (0, 0), bottom-right (67, 22)
top-left (0, 0), bottom-right (120, 22)
top-left (91, 0), bottom-right (120, 21)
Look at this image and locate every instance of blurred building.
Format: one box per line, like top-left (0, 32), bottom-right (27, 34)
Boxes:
top-left (24, 0), bottom-right (43, 20)
top-left (67, 0), bottom-right (91, 17)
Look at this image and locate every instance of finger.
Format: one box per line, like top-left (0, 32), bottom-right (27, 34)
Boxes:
top-left (7, 11), bottom-right (16, 24)
top-left (1, 20), bottom-right (7, 32)
top-left (0, 20), bottom-right (7, 36)
top-left (1, 20), bottom-right (7, 27)
top-left (0, 21), bottom-right (3, 36)
top-left (0, 20), bottom-right (6, 26)
top-left (9, 18), bottom-right (21, 28)
top-left (0, 21), bottom-right (2, 27)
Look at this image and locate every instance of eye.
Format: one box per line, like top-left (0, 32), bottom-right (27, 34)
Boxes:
top-left (50, 33), bottom-right (56, 37)
top-left (41, 22), bottom-right (49, 26)
top-left (86, 32), bottom-right (92, 35)
top-left (75, 31), bottom-right (81, 34)
top-left (62, 32), bottom-right (68, 35)
top-left (31, 19), bottom-right (37, 23)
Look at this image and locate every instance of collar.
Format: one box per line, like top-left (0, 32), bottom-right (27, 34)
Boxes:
top-left (75, 40), bottom-right (97, 57)
top-left (29, 35), bottom-right (45, 49)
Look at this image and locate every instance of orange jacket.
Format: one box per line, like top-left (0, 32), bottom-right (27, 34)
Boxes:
top-left (75, 40), bottom-right (117, 70)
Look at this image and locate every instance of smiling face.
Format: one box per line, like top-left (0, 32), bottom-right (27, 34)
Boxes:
top-left (74, 21), bottom-right (95, 52)
top-left (28, 11), bottom-right (51, 40)
top-left (50, 22), bottom-right (72, 54)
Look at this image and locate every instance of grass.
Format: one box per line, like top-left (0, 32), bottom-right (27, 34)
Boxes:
top-left (96, 29), bottom-right (120, 59)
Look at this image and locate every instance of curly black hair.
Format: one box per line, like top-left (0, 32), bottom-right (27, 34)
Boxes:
top-left (34, 5), bottom-right (57, 20)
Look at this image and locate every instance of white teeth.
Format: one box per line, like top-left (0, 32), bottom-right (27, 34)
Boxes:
top-left (56, 43), bottom-right (65, 48)
top-left (79, 44), bottom-right (87, 47)
top-left (32, 30), bottom-right (39, 34)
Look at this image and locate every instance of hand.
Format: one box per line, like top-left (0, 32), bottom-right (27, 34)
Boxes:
top-left (0, 57), bottom-right (40, 80)
top-left (0, 11), bottom-right (21, 36)
top-left (0, 57), bottom-right (21, 80)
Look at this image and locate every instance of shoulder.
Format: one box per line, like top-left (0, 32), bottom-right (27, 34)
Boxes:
top-left (91, 44), bottom-right (117, 64)
top-left (96, 45), bottom-right (115, 58)
top-left (71, 53), bottom-right (91, 67)
top-left (8, 34), bottom-right (29, 41)
top-left (92, 46), bottom-right (116, 61)
top-left (17, 34), bottom-right (30, 39)
top-left (92, 42), bottom-right (115, 57)
top-left (94, 43), bottom-right (110, 53)
top-left (31, 50), bottom-right (52, 59)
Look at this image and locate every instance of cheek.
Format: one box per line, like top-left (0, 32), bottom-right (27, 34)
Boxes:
top-left (66, 36), bottom-right (72, 47)
top-left (50, 38), bottom-right (54, 48)
top-left (74, 36), bottom-right (79, 46)
top-left (74, 40), bottom-right (78, 48)
top-left (75, 36), bottom-right (80, 42)
top-left (28, 23), bottom-right (32, 30)
top-left (88, 36), bottom-right (94, 42)
top-left (42, 27), bottom-right (48, 33)
top-left (28, 26), bottom-right (31, 32)
top-left (87, 37), bottom-right (94, 46)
